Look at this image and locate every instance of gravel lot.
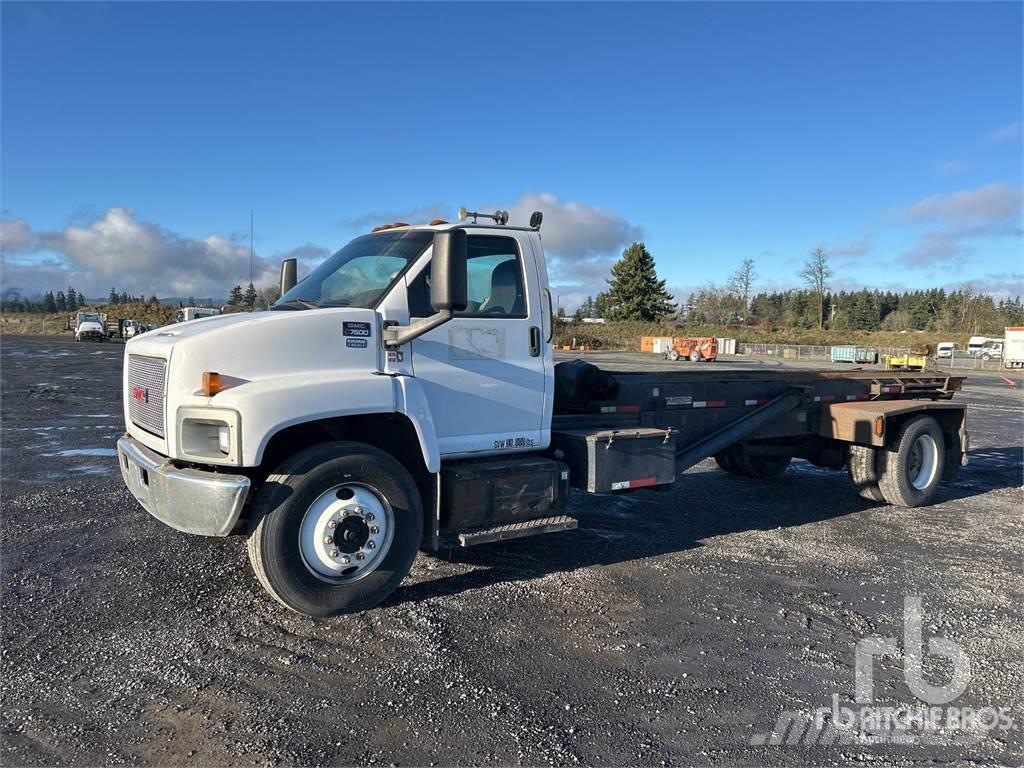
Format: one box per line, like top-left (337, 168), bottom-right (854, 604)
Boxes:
top-left (2, 335), bottom-right (1022, 766)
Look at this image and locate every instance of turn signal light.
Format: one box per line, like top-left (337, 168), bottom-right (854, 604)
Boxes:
top-left (200, 371), bottom-right (222, 396)
top-left (874, 416), bottom-right (885, 437)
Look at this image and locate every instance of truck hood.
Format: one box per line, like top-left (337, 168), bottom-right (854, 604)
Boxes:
top-left (77, 321), bottom-right (104, 332)
top-left (125, 308), bottom-right (382, 378)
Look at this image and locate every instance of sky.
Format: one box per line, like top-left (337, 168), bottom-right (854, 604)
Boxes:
top-left (1, 1), bottom-right (1022, 308)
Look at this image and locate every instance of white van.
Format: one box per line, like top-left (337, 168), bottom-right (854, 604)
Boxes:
top-left (966, 336), bottom-right (997, 356)
top-left (936, 342), bottom-right (957, 359)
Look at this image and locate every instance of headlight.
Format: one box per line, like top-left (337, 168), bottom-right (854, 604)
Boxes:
top-left (218, 425), bottom-right (231, 454)
top-left (176, 407), bottom-right (242, 466)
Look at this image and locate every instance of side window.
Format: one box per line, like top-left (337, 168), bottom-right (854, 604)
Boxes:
top-left (408, 235), bottom-right (526, 318)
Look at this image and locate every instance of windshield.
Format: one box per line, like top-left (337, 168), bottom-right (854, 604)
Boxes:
top-left (274, 230), bottom-right (433, 310)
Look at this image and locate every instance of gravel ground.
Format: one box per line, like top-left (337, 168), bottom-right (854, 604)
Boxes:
top-left (2, 335), bottom-right (1022, 766)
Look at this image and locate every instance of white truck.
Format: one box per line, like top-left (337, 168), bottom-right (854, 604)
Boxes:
top-left (117, 208), bottom-right (969, 616)
top-left (74, 311), bottom-right (107, 342)
top-left (175, 307), bottom-right (220, 323)
top-left (1004, 327), bottom-right (1024, 369)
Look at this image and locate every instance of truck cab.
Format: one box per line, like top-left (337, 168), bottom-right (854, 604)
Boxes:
top-left (117, 208), bottom-right (968, 617)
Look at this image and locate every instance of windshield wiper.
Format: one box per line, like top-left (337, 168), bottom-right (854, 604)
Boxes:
top-left (271, 298), bottom-right (320, 311)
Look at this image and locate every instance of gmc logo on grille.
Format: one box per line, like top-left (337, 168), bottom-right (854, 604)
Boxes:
top-left (131, 386), bottom-right (149, 404)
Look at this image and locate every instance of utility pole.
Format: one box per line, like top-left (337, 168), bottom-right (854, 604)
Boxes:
top-left (249, 209), bottom-right (254, 287)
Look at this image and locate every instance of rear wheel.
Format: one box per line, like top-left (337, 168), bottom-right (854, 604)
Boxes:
top-left (247, 441), bottom-right (423, 616)
top-left (878, 416), bottom-right (945, 507)
top-left (738, 454), bottom-right (791, 479)
top-left (714, 453), bottom-right (737, 473)
top-left (667, 348), bottom-right (680, 362)
top-left (689, 350), bottom-right (703, 362)
top-left (848, 445), bottom-right (885, 502)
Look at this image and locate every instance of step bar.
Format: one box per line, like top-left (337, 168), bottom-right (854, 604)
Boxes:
top-left (456, 515), bottom-right (578, 547)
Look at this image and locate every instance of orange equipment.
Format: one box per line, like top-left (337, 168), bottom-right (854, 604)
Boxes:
top-left (665, 337), bottom-right (717, 362)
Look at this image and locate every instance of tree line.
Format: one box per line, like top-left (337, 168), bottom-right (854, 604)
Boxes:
top-left (571, 242), bottom-right (1023, 334)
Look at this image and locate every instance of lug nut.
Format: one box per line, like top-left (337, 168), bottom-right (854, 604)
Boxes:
top-left (370, 526), bottom-right (379, 534)
top-left (327, 520), bottom-right (337, 529)
top-left (330, 549), bottom-right (339, 558)
top-left (366, 541), bottom-right (375, 549)
top-left (355, 553), bottom-right (365, 561)
top-left (365, 513), bottom-right (375, 521)
top-left (340, 556), bottom-right (350, 564)
top-left (353, 506), bottom-right (363, 515)
top-left (323, 536), bottom-right (333, 545)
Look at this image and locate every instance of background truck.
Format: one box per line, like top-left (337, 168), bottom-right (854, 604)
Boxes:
top-left (1004, 327), bottom-right (1024, 369)
top-left (73, 311), bottom-right (107, 342)
top-left (116, 208), bottom-right (970, 617)
top-left (174, 307), bottom-right (220, 323)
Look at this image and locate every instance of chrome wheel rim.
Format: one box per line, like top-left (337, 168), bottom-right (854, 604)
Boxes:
top-left (298, 483), bottom-right (394, 583)
top-left (908, 434), bottom-right (939, 491)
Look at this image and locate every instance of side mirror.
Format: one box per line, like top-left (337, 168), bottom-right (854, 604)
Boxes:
top-left (280, 258), bottom-right (297, 295)
top-left (430, 230), bottom-right (468, 312)
top-left (383, 229), bottom-right (468, 349)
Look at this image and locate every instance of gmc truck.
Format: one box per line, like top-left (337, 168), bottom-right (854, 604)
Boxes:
top-left (117, 208), bottom-right (969, 617)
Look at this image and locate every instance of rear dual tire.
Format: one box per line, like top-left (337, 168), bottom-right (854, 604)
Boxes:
top-left (848, 416), bottom-right (945, 507)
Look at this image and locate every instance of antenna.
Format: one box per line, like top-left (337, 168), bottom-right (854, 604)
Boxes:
top-left (249, 209), bottom-right (254, 287)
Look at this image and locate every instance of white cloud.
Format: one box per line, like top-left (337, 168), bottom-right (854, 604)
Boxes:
top-left (898, 183), bottom-right (1023, 266)
top-left (986, 122), bottom-right (1022, 144)
top-left (506, 192), bottom-right (643, 260)
top-left (0, 218), bottom-right (36, 253)
top-left (818, 233), bottom-right (873, 259)
top-left (0, 208), bottom-right (332, 299)
top-left (902, 183), bottom-right (1022, 222)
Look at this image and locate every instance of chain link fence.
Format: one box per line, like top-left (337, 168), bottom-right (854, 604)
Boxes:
top-left (732, 342), bottom-right (1009, 371)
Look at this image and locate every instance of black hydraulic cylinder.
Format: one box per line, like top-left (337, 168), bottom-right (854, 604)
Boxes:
top-left (674, 389), bottom-right (804, 474)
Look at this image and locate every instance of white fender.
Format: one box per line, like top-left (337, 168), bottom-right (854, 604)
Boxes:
top-left (393, 375), bottom-right (441, 473)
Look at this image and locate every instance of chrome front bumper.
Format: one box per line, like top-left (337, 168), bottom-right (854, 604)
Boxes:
top-left (117, 435), bottom-right (250, 536)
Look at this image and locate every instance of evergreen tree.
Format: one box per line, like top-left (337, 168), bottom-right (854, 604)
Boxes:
top-left (601, 242), bottom-right (676, 321)
top-left (228, 285), bottom-right (244, 306)
top-left (148, 294), bottom-right (159, 306)
top-left (573, 296), bottom-right (596, 321)
top-left (109, 287), bottom-right (119, 305)
top-left (66, 287), bottom-right (78, 310)
top-left (119, 291), bottom-right (130, 305)
top-left (43, 291), bottom-right (57, 313)
top-left (243, 282), bottom-right (258, 310)
top-left (55, 291), bottom-right (67, 312)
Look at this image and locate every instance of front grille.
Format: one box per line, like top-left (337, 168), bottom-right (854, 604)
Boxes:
top-left (127, 354), bottom-right (167, 437)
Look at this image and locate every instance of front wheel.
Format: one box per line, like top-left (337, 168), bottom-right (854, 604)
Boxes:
top-left (667, 348), bottom-right (680, 362)
top-left (247, 441), bottom-right (423, 616)
top-left (689, 350), bottom-right (703, 362)
top-left (878, 416), bottom-right (945, 507)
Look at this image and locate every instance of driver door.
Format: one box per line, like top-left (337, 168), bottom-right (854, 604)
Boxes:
top-left (407, 233), bottom-right (547, 456)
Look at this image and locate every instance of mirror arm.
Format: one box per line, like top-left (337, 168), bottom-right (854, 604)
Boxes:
top-left (383, 310), bottom-right (453, 349)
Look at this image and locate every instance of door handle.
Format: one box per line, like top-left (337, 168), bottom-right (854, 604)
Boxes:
top-left (529, 326), bottom-right (541, 357)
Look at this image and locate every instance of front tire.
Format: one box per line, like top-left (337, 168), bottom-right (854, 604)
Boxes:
top-left (247, 441), bottom-right (423, 616)
top-left (689, 350), bottom-right (703, 362)
top-left (667, 348), bottom-right (680, 362)
top-left (878, 416), bottom-right (945, 507)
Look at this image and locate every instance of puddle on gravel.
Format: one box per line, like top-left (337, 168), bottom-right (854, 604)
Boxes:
top-left (69, 464), bottom-right (111, 475)
top-left (42, 448), bottom-right (117, 458)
